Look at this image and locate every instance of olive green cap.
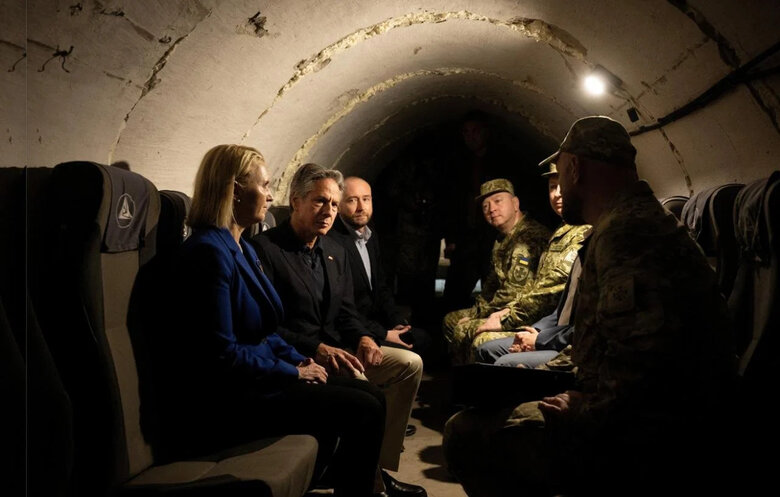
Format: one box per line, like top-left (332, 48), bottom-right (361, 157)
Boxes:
top-left (539, 115), bottom-right (637, 168)
top-left (476, 178), bottom-right (514, 203)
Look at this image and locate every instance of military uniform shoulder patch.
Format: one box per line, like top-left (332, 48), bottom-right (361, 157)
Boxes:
top-left (601, 275), bottom-right (635, 314)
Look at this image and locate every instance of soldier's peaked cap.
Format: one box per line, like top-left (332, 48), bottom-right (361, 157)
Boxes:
top-left (541, 163), bottom-right (558, 177)
top-left (539, 116), bottom-right (637, 168)
top-left (476, 178), bottom-right (514, 203)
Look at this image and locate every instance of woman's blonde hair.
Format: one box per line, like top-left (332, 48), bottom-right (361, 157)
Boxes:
top-left (188, 144), bottom-right (265, 229)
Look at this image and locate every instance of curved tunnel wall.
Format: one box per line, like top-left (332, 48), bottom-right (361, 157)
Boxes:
top-left (3, 0), bottom-right (779, 201)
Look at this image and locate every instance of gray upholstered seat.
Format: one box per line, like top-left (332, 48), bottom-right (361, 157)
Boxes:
top-left (41, 162), bottom-right (317, 496)
top-left (680, 184), bottom-right (744, 297)
top-left (660, 194), bottom-right (688, 221)
top-left (729, 172), bottom-right (780, 382)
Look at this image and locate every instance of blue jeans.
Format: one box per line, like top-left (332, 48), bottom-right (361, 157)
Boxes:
top-left (474, 337), bottom-right (559, 368)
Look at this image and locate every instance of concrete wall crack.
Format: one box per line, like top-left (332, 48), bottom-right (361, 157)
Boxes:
top-left (667, 0), bottom-right (740, 69)
top-left (108, 8), bottom-right (213, 162)
top-left (658, 128), bottom-right (693, 195)
top-left (746, 82), bottom-right (780, 134)
top-left (240, 10), bottom-right (588, 143)
top-left (93, 0), bottom-right (156, 42)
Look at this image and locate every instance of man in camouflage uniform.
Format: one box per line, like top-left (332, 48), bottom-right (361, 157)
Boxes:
top-left (442, 178), bottom-right (550, 364)
top-left (468, 163), bottom-right (590, 355)
top-left (443, 116), bottom-right (735, 496)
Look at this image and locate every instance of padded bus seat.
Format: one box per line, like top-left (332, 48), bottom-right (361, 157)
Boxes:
top-left (681, 183), bottom-right (744, 297)
top-left (0, 298), bottom-right (25, 497)
top-left (660, 195), bottom-right (688, 221)
top-left (26, 293), bottom-right (75, 497)
top-left (158, 190), bottom-right (192, 255)
top-left (0, 167), bottom-right (25, 337)
top-left (242, 210), bottom-right (277, 241)
top-left (707, 184), bottom-right (744, 298)
top-left (730, 172), bottom-right (780, 385)
top-left (42, 162), bottom-right (316, 497)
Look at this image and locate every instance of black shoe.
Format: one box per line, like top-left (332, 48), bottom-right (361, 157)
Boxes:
top-left (381, 470), bottom-right (427, 497)
top-left (405, 424), bottom-right (417, 437)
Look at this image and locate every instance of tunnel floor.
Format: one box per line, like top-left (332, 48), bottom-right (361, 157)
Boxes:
top-left (305, 368), bottom-right (467, 497)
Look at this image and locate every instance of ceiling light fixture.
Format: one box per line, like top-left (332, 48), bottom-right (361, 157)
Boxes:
top-left (583, 65), bottom-right (623, 97)
top-left (584, 74), bottom-right (606, 95)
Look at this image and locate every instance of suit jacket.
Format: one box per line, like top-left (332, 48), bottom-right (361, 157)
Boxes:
top-left (531, 308), bottom-right (573, 352)
top-left (252, 220), bottom-right (374, 356)
top-left (176, 226), bottom-right (305, 392)
top-left (328, 217), bottom-right (406, 341)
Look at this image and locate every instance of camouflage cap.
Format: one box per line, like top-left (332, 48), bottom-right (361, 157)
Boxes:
top-left (539, 116), bottom-right (636, 168)
top-left (476, 178), bottom-right (514, 203)
top-left (541, 162), bottom-right (558, 177)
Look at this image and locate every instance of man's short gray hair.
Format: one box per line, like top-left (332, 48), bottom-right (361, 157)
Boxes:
top-left (289, 163), bottom-right (344, 209)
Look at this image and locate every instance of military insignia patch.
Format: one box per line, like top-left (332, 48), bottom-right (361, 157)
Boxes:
top-left (602, 275), bottom-right (634, 314)
top-left (512, 260), bottom-right (530, 282)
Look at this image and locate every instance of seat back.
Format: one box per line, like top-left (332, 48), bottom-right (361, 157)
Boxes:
top-left (40, 162), bottom-right (160, 495)
top-left (0, 298), bottom-right (25, 497)
top-left (681, 183), bottom-right (744, 296)
top-left (157, 190), bottom-right (192, 255)
top-left (134, 190), bottom-right (193, 461)
top-left (660, 195), bottom-right (688, 221)
top-left (0, 167), bottom-right (25, 333)
top-left (0, 168), bottom-right (25, 497)
top-left (242, 211), bottom-right (277, 241)
top-left (0, 166), bottom-right (76, 496)
top-left (708, 184), bottom-right (744, 297)
top-left (728, 172), bottom-right (780, 385)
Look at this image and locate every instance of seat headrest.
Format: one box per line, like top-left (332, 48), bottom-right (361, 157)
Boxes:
top-left (734, 171), bottom-right (780, 262)
top-left (102, 165), bottom-right (153, 253)
top-left (682, 186), bottom-right (724, 252)
top-left (681, 184), bottom-right (743, 253)
top-left (158, 190), bottom-right (192, 254)
top-left (660, 195), bottom-right (688, 221)
top-left (52, 162), bottom-right (156, 254)
top-left (263, 211), bottom-right (277, 232)
top-left (707, 184), bottom-right (743, 247)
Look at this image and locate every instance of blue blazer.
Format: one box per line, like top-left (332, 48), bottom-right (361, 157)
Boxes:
top-left (178, 226), bottom-right (305, 384)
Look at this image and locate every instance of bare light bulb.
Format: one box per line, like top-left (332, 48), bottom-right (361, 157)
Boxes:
top-left (584, 74), bottom-right (606, 96)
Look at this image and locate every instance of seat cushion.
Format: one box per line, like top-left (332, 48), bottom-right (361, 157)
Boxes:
top-left (124, 435), bottom-right (317, 497)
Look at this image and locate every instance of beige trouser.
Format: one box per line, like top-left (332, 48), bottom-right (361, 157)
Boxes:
top-left (353, 346), bottom-right (423, 471)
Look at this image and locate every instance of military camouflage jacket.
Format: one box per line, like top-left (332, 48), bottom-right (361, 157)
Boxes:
top-left (472, 214), bottom-right (551, 316)
top-left (501, 223), bottom-right (591, 330)
top-left (571, 180), bottom-right (734, 441)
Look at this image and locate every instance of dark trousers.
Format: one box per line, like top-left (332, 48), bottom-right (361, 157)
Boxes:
top-left (442, 236), bottom-right (493, 312)
top-left (237, 377), bottom-right (386, 497)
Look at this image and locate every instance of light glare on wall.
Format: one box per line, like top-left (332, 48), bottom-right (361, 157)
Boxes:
top-left (584, 74), bottom-right (606, 96)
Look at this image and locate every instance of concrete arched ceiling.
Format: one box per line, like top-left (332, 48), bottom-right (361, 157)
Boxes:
top-left (3, 0), bottom-right (779, 200)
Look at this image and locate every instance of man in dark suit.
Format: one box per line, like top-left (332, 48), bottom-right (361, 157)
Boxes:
top-left (253, 163), bottom-right (425, 497)
top-left (329, 176), bottom-right (431, 357)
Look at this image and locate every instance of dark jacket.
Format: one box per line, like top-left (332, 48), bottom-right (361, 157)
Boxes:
top-left (175, 226), bottom-right (305, 397)
top-left (328, 217), bottom-right (406, 341)
top-left (252, 220), bottom-right (375, 356)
